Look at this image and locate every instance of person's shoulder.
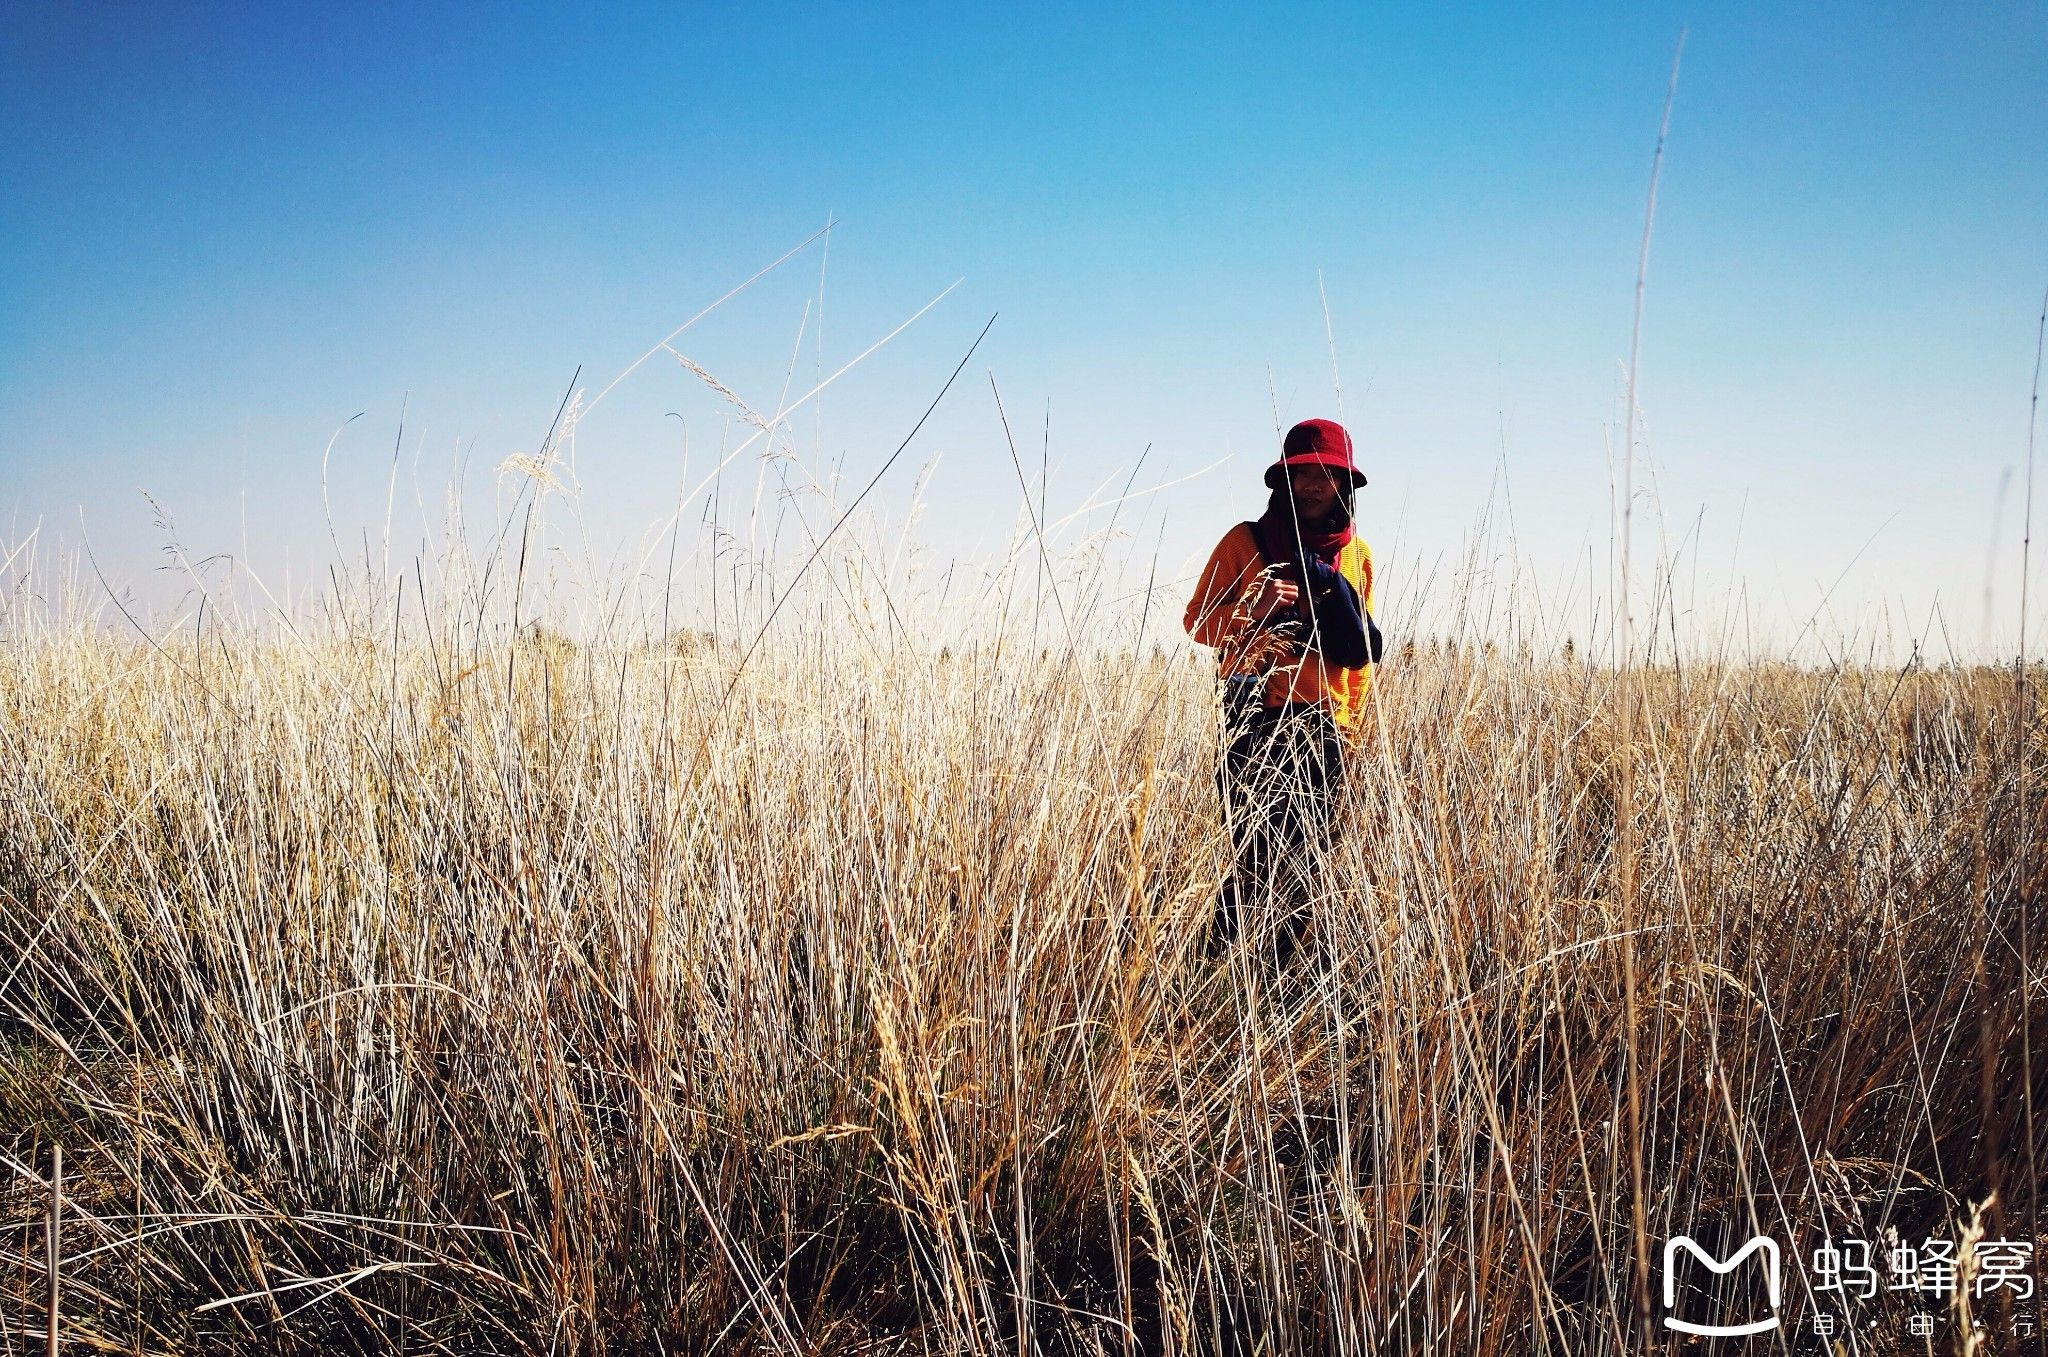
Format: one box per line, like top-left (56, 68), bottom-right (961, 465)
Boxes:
top-left (1210, 521), bottom-right (1259, 559)
top-left (1336, 538), bottom-right (1373, 602)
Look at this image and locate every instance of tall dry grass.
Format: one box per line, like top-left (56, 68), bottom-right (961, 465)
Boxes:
top-left (0, 546), bottom-right (2042, 1354)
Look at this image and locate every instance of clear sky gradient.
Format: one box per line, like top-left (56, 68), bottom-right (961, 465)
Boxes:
top-left (4, 3), bottom-right (2044, 658)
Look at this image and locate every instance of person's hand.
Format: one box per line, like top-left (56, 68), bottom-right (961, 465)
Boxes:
top-left (1242, 576), bottom-right (1299, 622)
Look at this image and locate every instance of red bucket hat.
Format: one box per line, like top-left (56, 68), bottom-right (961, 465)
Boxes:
top-left (1264, 418), bottom-right (1367, 489)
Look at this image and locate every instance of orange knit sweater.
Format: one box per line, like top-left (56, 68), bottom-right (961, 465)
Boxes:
top-left (1183, 523), bottom-right (1377, 729)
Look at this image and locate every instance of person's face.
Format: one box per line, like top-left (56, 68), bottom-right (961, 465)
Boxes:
top-left (1287, 463), bottom-right (1344, 519)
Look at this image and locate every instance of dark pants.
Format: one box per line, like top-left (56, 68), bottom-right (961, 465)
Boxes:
top-left (1210, 702), bottom-right (1346, 957)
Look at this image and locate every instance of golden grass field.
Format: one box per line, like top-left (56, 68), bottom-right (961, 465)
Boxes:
top-left (1, 582), bottom-right (2042, 1353)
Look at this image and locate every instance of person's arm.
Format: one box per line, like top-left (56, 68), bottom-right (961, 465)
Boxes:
top-left (1183, 527), bottom-right (1262, 648)
top-left (1300, 555), bottom-right (1372, 669)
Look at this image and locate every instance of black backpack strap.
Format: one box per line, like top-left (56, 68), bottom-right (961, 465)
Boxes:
top-left (1238, 519), bottom-right (1262, 570)
top-left (1244, 518), bottom-right (1284, 575)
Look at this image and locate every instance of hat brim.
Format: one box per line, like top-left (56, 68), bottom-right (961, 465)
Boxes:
top-left (1266, 457), bottom-right (1368, 490)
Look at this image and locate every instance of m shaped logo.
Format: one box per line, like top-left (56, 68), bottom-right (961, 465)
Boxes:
top-left (1662, 1235), bottom-right (1782, 1336)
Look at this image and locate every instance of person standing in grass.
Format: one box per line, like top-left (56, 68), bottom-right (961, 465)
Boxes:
top-left (1184, 418), bottom-right (1380, 956)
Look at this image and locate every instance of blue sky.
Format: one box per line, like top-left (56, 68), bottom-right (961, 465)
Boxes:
top-left (3, 3), bottom-right (2044, 657)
